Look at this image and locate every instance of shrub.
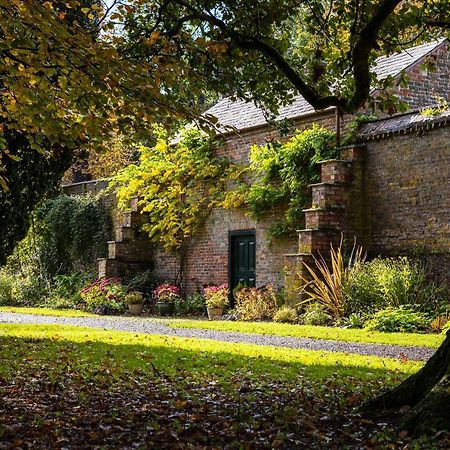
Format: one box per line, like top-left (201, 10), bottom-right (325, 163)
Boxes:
top-left (175, 293), bottom-right (206, 316)
top-left (0, 271), bottom-right (15, 306)
top-left (336, 313), bottom-right (368, 329)
top-left (300, 242), bottom-right (364, 319)
top-left (153, 283), bottom-right (181, 303)
top-left (234, 285), bottom-right (278, 321)
top-left (51, 272), bottom-right (90, 304)
top-left (299, 303), bottom-right (332, 326)
top-left (12, 275), bottom-right (49, 307)
top-left (343, 257), bottom-right (444, 316)
top-left (126, 270), bottom-right (155, 298)
top-left (4, 193), bottom-right (111, 300)
top-left (38, 194), bottom-right (112, 276)
top-left (273, 306), bottom-right (298, 323)
top-left (204, 284), bottom-right (229, 308)
top-left (442, 320), bottom-right (450, 335)
top-left (364, 306), bottom-right (430, 333)
top-left (342, 264), bottom-right (385, 316)
top-left (80, 278), bottom-right (128, 314)
top-left (430, 315), bottom-right (450, 333)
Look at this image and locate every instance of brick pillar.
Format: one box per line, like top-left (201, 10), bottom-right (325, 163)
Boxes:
top-left (283, 146), bottom-right (366, 304)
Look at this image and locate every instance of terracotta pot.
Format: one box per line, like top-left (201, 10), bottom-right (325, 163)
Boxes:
top-left (157, 301), bottom-right (175, 316)
top-left (207, 306), bottom-right (223, 320)
top-left (128, 303), bottom-right (143, 315)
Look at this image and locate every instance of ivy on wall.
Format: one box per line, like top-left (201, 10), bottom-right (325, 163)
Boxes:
top-left (113, 124), bottom-right (338, 251)
top-left (8, 194), bottom-right (112, 280)
top-left (243, 124), bottom-right (338, 236)
top-left (114, 127), bottom-right (242, 251)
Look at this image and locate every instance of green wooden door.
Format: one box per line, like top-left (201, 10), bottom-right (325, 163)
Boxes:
top-left (230, 232), bottom-right (256, 295)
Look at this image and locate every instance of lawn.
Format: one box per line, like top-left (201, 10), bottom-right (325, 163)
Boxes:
top-left (1, 323), bottom-right (446, 449)
top-left (0, 306), bottom-right (444, 348)
top-left (0, 306), bottom-right (98, 318)
top-left (167, 318), bottom-right (444, 348)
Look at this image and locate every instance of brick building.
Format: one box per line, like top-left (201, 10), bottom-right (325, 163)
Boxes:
top-left (65, 39), bottom-right (450, 296)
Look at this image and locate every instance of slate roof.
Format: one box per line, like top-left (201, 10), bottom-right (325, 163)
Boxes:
top-left (205, 39), bottom-right (447, 132)
top-left (358, 108), bottom-right (450, 140)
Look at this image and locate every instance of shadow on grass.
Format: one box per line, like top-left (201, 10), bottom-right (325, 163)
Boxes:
top-left (0, 324), bottom-right (420, 388)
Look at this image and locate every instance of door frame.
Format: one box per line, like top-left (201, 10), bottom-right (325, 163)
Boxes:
top-left (228, 229), bottom-right (256, 304)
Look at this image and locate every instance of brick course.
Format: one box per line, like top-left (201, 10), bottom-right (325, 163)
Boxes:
top-left (363, 125), bottom-right (450, 269)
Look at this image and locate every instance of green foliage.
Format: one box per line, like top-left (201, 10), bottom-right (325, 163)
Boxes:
top-left (299, 303), bottom-right (332, 326)
top-left (126, 270), bottom-right (156, 298)
top-left (0, 132), bottom-right (72, 265)
top-left (343, 257), bottom-right (444, 315)
top-left (234, 285), bottom-right (278, 321)
top-left (339, 313), bottom-right (368, 329)
top-left (0, 271), bottom-right (15, 306)
top-left (175, 293), bottom-right (206, 316)
top-left (4, 192), bottom-right (110, 304)
top-left (42, 272), bottom-right (91, 310)
top-left (242, 125), bottom-right (337, 236)
top-left (36, 194), bottom-right (112, 276)
top-left (300, 242), bottom-right (364, 319)
top-left (80, 278), bottom-right (128, 315)
top-left (114, 127), bottom-right (240, 251)
top-left (273, 306), bottom-right (298, 324)
top-left (365, 307), bottom-right (430, 333)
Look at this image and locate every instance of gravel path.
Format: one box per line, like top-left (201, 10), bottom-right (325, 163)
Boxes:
top-left (0, 312), bottom-right (435, 361)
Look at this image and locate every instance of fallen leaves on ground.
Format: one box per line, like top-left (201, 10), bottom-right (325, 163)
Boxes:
top-left (1, 369), bottom-right (449, 449)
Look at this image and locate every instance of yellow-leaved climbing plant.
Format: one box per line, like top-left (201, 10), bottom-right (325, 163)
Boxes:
top-left (114, 127), bottom-right (242, 251)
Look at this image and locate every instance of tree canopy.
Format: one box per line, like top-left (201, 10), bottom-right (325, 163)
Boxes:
top-left (118, 0), bottom-right (450, 117)
top-left (1, 0), bottom-right (448, 174)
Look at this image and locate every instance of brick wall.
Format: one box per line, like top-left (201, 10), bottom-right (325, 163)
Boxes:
top-left (153, 113), bottom-right (336, 293)
top-left (395, 42), bottom-right (450, 109)
top-left (362, 123), bottom-right (450, 283)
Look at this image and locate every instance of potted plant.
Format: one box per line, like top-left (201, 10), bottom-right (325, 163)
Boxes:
top-left (125, 291), bottom-right (144, 315)
top-left (153, 283), bottom-right (180, 316)
top-left (204, 284), bottom-right (229, 320)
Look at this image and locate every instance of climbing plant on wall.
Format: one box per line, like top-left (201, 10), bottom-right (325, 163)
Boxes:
top-left (113, 124), bottom-right (338, 249)
top-left (114, 127), bottom-right (242, 251)
top-left (241, 124), bottom-right (338, 237)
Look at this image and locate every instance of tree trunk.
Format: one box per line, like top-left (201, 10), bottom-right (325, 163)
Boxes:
top-left (365, 331), bottom-right (450, 435)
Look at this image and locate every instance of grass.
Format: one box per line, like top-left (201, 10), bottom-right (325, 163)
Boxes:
top-left (166, 318), bottom-right (445, 348)
top-left (1, 323), bottom-right (435, 448)
top-left (0, 323), bottom-right (421, 385)
top-left (0, 306), bottom-right (98, 317)
top-left (0, 306), bottom-right (444, 348)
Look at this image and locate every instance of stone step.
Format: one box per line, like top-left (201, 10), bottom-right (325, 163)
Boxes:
top-left (297, 228), bottom-right (341, 254)
top-left (303, 207), bottom-right (346, 230)
top-left (130, 197), bottom-right (140, 212)
top-left (107, 240), bottom-right (153, 262)
top-left (98, 258), bottom-right (152, 279)
top-left (121, 211), bottom-right (148, 228)
top-left (310, 182), bottom-right (348, 209)
top-left (339, 145), bottom-right (364, 162)
top-left (318, 159), bottom-right (352, 184)
top-left (114, 226), bottom-right (135, 242)
top-left (283, 253), bottom-right (315, 306)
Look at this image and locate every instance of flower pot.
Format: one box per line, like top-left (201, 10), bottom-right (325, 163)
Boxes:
top-left (128, 303), bottom-right (143, 315)
top-left (207, 306), bottom-right (223, 320)
top-left (157, 301), bottom-right (175, 316)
